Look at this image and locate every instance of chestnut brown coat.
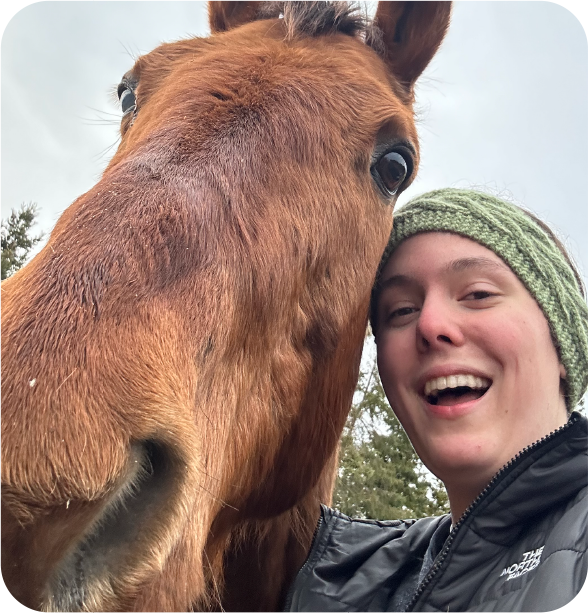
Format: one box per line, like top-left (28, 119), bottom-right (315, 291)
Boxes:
top-left (1, 2), bottom-right (451, 610)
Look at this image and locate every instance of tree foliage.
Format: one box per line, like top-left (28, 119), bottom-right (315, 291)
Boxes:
top-left (1, 203), bottom-right (44, 280)
top-left (333, 345), bottom-right (449, 520)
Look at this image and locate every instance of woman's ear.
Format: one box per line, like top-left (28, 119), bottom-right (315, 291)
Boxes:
top-left (559, 363), bottom-right (567, 379)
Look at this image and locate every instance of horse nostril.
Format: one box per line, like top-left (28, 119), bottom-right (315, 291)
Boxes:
top-left (47, 440), bottom-right (176, 611)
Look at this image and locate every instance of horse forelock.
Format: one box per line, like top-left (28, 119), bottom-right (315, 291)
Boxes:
top-left (261, 1), bottom-right (370, 40)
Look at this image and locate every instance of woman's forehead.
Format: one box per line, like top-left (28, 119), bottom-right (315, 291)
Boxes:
top-left (381, 232), bottom-right (511, 279)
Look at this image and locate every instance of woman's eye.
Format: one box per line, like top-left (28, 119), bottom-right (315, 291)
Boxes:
top-left (389, 306), bottom-right (417, 320)
top-left (119, 88), bottom-right (136, 115)
top-left (371, 150), bottom-right (411, 197)
top-left (462, 290), bottom-right (497, 302)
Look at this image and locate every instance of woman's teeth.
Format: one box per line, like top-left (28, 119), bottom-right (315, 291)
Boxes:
top-left (424, 374), bottom-right (491, 398)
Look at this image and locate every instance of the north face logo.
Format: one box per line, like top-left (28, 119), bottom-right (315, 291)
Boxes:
top-left (500, 546), bottom-right (544, 581)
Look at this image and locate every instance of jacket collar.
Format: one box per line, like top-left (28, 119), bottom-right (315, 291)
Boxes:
top-left (463, 411), bottom-right (587, 546)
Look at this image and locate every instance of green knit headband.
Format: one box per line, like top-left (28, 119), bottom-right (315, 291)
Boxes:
top-left (370, 188), bottom-right (588, 410)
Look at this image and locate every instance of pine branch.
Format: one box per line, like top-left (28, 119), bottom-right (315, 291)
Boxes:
top-left (1, 203), bottom-right (44, 280)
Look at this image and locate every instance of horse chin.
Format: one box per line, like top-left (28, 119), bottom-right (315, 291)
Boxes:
top-left (44, 441), bottom-right (177, 611)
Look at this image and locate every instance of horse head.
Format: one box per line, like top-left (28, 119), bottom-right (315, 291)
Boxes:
top-left (1, 2), bottom-right (451, 610)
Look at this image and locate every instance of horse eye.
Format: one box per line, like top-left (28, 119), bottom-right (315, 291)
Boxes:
top-left (372, 150), bottom-right (410, 197)
top-left (120, 88), bottom-right (136, 115)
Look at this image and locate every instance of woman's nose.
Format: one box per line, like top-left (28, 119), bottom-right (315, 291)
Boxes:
top-left (416, 295), bottom-right (465, 352)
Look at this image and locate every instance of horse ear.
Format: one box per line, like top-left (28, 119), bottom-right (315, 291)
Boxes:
top-left (208, 1), bottom-right (265, 33)
top-left (373, 1), bottom-right (452, 91)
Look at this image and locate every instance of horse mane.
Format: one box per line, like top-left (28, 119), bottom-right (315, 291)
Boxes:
top-left (261, 1), bottom-right (370, 39)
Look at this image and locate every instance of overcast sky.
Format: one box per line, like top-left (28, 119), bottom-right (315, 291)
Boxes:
top-left (2, 1), bottom-right (587, 288)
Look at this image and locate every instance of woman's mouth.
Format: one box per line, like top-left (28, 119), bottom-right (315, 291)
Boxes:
top-left (423, 374), bottom-right (491, 406)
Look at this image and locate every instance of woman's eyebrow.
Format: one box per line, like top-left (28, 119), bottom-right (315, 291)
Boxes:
top-left (379, 275), bottom-right (415, 291)
top-left (379, 258), bottom-right (510, 291)
top-left (447, 257), bottom-right (510, 274)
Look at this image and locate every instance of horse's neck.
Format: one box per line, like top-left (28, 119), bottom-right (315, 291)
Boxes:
top-left (218, 454), bottom-right (336, 611)
top-left (219, 503), bottom-right (319, 611)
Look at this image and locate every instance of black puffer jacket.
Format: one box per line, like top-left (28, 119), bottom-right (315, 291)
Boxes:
top-left (285, 412), bottom-right (588, 612)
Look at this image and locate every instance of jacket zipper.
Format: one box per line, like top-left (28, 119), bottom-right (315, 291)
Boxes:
top-left (282, 512), bottom-right (324, 611)
top-left (405, 413), bottom-right (579, 612)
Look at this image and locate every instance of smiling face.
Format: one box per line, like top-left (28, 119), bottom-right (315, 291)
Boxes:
top-left (375, 232), bottom-right (568, 517)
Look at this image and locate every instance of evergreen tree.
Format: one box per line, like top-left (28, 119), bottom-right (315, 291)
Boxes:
top-left (1, 203), bottom-right (44, 280)
top-left (333, 344), bottom-right (449, 520)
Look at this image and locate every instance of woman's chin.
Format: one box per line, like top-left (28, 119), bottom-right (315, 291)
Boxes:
top-left (421, 435), bottom-right (501, 483)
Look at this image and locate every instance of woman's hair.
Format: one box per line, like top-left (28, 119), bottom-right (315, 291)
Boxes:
top-left (369, 188), bottom-right (588, 410)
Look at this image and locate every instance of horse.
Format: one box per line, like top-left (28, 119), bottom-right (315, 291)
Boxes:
top-left (1, 2), bottom-right (451, 610)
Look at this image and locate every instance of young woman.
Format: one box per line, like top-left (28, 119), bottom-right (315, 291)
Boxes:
top-left (285, 188), bottom-right (588, 612)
